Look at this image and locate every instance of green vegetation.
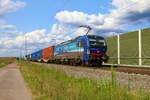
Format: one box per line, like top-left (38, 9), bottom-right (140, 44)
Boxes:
top-left (0, 57), bottom-right (15, 68)
top-left (19, 61), bottom-right (150, 100)
top-left (141, 28), bottom-right (150, 65)
top-left (106, 28), bottom-right (150, 65)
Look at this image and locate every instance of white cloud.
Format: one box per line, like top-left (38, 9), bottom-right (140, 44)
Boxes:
top-left (73, 27), bottom-right (94, 36)
top-left (127, 0), bottom-right (140, 2)
top-left (48, 24), bottom-right (73, 43)
top-left (55, 0), bottom-right (150, 34)
top-left (0, 27), bottom-right (72, 56)
top-left (0, 29), bottom-right (47, 49)
top-left (24, 29), bottom-right (47, 43)
top-left (0, 22), bottom-right (16, 30)
top-left (0, 0), bottom-right (26, 16)
top-left (0, 0), bottom-right (26, 33)
top-left (55, 11), bottom-right (87, 25)
top-left (55, 11), bottom-right (104, 27)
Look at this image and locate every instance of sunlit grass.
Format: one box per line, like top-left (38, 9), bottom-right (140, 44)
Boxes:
top-left (19, 61), bottom-right (150, 100)
top-left (0, 57), bottom-right (15, 68)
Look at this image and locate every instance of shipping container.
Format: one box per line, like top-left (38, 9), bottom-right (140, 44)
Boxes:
top-left (42, 46), bottom-right (54, 62)
top-left (31, 50), bottom-right (42, 61)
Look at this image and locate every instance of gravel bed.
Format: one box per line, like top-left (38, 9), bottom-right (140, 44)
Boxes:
top-left (43, 63), bottom-right (150, 92)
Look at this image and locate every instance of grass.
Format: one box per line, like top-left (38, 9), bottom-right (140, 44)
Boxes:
top-left (106, 27), bottom-right (150, 65)
top-left (19, 61), bottom-right (150, 100)
top-left (0, 57), bottom-right (15, 68)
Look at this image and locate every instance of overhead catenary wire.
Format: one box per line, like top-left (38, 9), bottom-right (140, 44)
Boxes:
top-left (80, 25), bottom-right (92, 35)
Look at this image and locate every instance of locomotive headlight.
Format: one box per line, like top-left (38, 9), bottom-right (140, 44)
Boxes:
top-left (97, 50), bottom-right (100, 53)
top-left (87, 49), bottom-right (90, 54)
top-left (104, 41), bottom-right (106, 46)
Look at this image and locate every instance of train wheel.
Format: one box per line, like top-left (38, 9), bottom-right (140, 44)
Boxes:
top-left (91, 60), bottom-right (102, 67)
top-left (98, 61), bottom-right (102, 67)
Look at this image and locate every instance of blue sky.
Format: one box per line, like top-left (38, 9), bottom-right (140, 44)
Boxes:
top-left (6, 0), bottom-right (112, 32)
top-left (0, 0), bottom-right (150, 57)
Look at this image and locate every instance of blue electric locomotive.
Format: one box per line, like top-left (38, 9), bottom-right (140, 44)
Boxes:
top-left (54, 35), bottom-right (108, 66)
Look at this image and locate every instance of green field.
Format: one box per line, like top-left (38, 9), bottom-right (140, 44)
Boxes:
top-left (19, 61), bottom-right (150, 100)
top-left (106, 28), bottom-right (150, 65)
top-left (0, 58), bottom-right (15, 68)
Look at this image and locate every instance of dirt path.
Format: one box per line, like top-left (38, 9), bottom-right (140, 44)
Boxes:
top-left (0, 63), bottom-right (32, 100)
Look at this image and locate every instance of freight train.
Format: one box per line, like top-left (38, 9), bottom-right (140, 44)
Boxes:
top-left (26, 35), bottom-right (109, 66)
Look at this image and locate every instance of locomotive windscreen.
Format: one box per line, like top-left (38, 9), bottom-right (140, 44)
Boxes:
top-left (88, 35), bottom-right (106, 48)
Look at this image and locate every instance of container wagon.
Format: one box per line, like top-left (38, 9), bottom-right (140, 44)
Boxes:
top-left (42, 46), bottom-right (54, 62)
top-left (31, 50), bottom-right (42, 62)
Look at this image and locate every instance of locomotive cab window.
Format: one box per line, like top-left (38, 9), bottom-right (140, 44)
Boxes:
top-left (77, 41), bottom-right (84, 47)
top-left (88, 35), bottom-right (106, 48)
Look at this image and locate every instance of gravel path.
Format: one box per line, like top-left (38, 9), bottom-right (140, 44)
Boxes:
top-left (44, 63), bottom-right (150, 92)
top-left (0, 63), bottom-right (32, 100)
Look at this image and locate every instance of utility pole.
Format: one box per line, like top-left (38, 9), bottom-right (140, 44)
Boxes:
top-left (117, 34), bottom-right (120, 65)
top-left (25, 36), bottom-right (27, 59)
top-left (80, 25), bottom-right (92, 35)
top-left (20, 46), bottom-right (22, 60)
top-left (138, 30), bottom-right (142, 66)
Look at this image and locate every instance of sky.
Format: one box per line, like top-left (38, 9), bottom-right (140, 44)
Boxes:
top-left (0, 0), bottom-right (150, 57)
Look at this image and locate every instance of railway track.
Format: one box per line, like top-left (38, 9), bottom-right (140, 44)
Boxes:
top-left (37, 62), bottom-right (150, 76)
top-left (57, 64), bottom-right (150, 76)
top-left (115, 67), bottom-right (150, 76)
top-left (99, 65), bottom-right (150, 76)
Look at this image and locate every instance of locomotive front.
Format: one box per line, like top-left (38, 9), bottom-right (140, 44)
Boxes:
top-left (87, 35), bottom-right (108, 65)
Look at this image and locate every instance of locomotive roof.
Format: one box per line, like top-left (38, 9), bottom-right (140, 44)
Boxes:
top-left (56, 35), bottom-right (104, 46)
top-left (58, 36), bottom-right (81, 45)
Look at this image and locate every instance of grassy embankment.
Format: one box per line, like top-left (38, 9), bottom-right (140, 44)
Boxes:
top-left (106, 28), bottom-right (150, 65)
top-left (0, 57), bottom-right (15, 68)
top-left (19, 61), bottom-right (150, 100)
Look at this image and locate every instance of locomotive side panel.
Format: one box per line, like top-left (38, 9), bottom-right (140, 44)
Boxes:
top-left (54, 39), bottom-right (84, 64)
